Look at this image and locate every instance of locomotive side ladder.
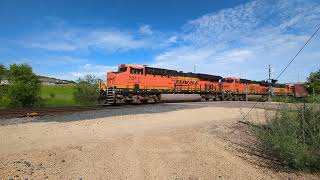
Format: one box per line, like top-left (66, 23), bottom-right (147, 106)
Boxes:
top-left (106, 87), bottom-right (115, 104)
top-left (98, 79), bottom-right (115, 105)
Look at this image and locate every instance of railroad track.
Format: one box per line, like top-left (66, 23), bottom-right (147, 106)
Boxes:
top-left (0, 106), bottom-right (107, 119)
top-left (0, 104), bottom-right (152, 119)
top-left (0, 101), bottom-right (311, 120)
top-left (0, 99), bottom-right (199, 119)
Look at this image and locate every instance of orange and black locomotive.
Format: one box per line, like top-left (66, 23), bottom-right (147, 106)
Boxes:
top-left (97, 64), bottom-right (306, 104)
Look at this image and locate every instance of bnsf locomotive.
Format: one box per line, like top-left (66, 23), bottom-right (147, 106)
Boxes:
top-left (97, 64), bottom-right (307, 104)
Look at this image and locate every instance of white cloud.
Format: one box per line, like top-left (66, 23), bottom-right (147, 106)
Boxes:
top-left (3, 56), bottom-right (88, 66)
top-left (27, 42), bottom-right (78, 51)
top-left (19, 28), bottom-right (147, 52)
top-left (167, 36), bottom-right (178, 44)
top-left (7, 0), bottom-right (320, 83)
top-left (139, 25), bottom-right (153, 35)
top-left (215, 49), bottom-right (255, 64)
top-left (154, 46), bottom-right (215, 70)
top-left (152, 0), bottom-right (320, 82)
top-left (87, 30), bottom-right (146, 51)
top-left (183, 0), bottom-right (260, 46)
top-left (18, 23), bottom-right (179, 53)
top-left (70, 64), bottom-right (118, 80)
top-left (49, 63), bottom-right (118, 80)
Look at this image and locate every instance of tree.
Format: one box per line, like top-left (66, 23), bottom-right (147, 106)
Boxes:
top-left (0, 64), bottom-right (7, 81)
top-left (0, 64), bottom-right (9, 107)
top-left (73, 75), bottom-right (98, 105)
top-left (306, 70), bottom-right (320, 95)
top-left (7, 64), bottom-right (41, 107)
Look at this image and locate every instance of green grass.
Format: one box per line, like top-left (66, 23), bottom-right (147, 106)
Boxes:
top-left (255, 103), bottom-right (320, 171)
top-left (271, 96), bottom-right (300, 103)
top-left (40, 85), bottom-right (77, 107)
top-left (272, 95), bottom-right (320, 103)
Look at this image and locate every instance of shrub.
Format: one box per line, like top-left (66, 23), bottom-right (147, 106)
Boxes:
top-left (73, 75), bottom-right (98, 105)
top-left (0, 64), bottom-right (6, 81)
top-left (306, 70), bottom-right (320, 95)
top-left (0, 65), bottom-right (9, 107)
top-left (306, 95), bottom-right (320, 104)
top-left (271, 95), bottom-right (320, 104)
top-left (271, 96), bottom-right (299, 103)
top-left (0, 85), bottom-right (10, 107)
top-left (255, 104), bottom-right (320, 171)
top-left (49, 93), bottom-right (55, 98)
top-left (7, 64), bottom-right (41, 107)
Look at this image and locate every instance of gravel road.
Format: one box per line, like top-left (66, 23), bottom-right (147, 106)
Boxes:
top-left (0, 102), bottom-right (318, 179)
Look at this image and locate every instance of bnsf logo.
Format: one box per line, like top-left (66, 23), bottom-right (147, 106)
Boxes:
top-left (175, 80), bottom-right (198, 85)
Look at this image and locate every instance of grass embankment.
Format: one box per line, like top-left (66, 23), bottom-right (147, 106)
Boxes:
top-left (41, 85), bottom-right (77, 107)
top-left (272, 95), bottom-right (320, 103)
top-left (255, 103), bottom-right (320, 171)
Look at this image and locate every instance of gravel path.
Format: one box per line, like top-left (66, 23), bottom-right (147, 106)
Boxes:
top-left (0, 102), bottom-right (318, 179)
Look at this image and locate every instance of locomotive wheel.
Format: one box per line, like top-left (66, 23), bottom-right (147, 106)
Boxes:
top-left (153, 95), bottom-right (161, 103)
top-left (124, 100), bottom-right (133, 104)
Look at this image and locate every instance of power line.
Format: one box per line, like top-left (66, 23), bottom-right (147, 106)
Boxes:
top-left (275, 24), bottom-right (320, 80)
top-left (242, 24), bottom-right (320, 120)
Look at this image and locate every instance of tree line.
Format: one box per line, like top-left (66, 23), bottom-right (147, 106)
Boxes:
top-left (0, 64), bottom-right (98, 108)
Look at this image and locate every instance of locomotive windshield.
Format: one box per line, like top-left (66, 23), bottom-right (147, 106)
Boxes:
top-left (130, 68), bottom-right (143, 74)
top-left (118, 67), bottom-right (127, 73)
top-left (223, 79), bottom-right (234, 83)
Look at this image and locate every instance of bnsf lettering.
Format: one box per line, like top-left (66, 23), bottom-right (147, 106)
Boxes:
top-left (175, 80), bottom-right (198, 85)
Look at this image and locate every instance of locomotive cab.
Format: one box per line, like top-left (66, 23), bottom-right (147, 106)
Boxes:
top-left (221, 77), bottom-right (247, 100)
top-left (222, 77), bottom-right (239, 83)
top-left (106, 64), bottom-right (145, 89)
top-left (98, 64), bottom-right (148, 105)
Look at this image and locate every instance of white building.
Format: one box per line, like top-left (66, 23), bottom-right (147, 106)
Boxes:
top-left (0, 76), bottom-right (75, 85)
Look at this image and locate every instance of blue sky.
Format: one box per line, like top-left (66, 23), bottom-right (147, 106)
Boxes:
top-left (0, 0), bottom-right (319, 82)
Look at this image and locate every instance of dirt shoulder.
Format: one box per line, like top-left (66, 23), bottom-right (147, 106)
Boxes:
top-left (0, 106), bottom-right (318, 179)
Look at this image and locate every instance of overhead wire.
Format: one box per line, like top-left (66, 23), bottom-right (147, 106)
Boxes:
top-left (242, 23), bottom-right (320, 120)
top-left (275, 25), bottom-right (320, 80)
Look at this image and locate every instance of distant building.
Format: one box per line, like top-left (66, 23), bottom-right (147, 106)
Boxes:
top-left (0, 76), bottom-right (75, 85)
top-left (38, 76), bottom-right (75, 85)
top-left (0, 75), bottom-right (7, 85)
top-left (0, 79), bottom-right (9, 85)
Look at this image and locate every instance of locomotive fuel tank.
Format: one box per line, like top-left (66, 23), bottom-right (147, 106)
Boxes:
top-left (160, 94), bottom-right (201, 102)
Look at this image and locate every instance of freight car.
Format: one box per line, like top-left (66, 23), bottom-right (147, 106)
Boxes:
top-left (97, 64), bottom-right (303, 105)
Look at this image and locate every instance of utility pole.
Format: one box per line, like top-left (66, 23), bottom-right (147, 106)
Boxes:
top-left (245, 83), bottom-right (248, 101)
top-left (313, 87), bottom-right (316, 102)
top-left (268, 65), bottom-right (272, 102)
top-left (193, 64), bottom-right (198, 73)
